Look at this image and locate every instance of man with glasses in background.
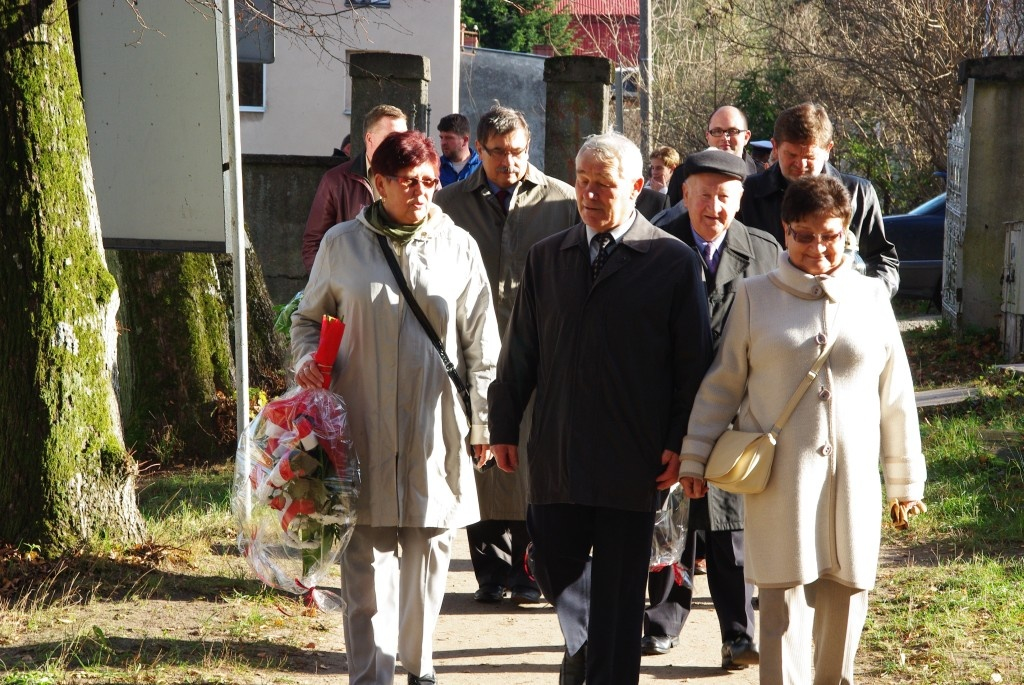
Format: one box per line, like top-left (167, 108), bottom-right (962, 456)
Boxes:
top-left (435, 104), bottom-right (578, 608)
top-left (705, 105), bottom-right (759, 176)
top-left (738, 101), bottom-right (900, 296)
top-left (665, 105), bottom-right (758, 207)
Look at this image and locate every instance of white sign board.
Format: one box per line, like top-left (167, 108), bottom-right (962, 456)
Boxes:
top-left (79, 0), bottom-right (236, 251)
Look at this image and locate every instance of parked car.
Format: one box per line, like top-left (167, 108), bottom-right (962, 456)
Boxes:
top-left (883, 193), bottom-right (946, 303)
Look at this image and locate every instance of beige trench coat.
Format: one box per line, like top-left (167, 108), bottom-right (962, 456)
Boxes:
top-left (679, 255), bottom-right (926, 590)
top-left (434, 163), bottom-right (578, 520)
top-left (292, 205), bottom-right (501, 529)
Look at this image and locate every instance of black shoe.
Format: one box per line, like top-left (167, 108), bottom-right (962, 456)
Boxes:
top-left (510, 585), bottom-right (543, 605)
top-left (473, 584), bottom-right (504, 603)
top-left (408, 675), bottom-right (436, 685)
top-left (641, 634), bottom-right (679, 656)
top-left (559, 644), bottom-right (586, 685)
top-left (721, 635), bottom-right (759, 669)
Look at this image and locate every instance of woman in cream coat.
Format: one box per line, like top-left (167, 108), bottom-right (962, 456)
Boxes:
top-left (293, 130), bottom-right (500, 685)
top-left (678, 175), bottom-right (926, 684)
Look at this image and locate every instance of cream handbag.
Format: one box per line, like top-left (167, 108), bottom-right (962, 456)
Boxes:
top-left (704, 328), bottom-right (839, 495)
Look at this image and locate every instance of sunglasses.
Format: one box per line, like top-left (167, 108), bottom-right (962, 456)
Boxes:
top-left (786, 227), bottom-right (844, 245)
top-left (387, 175), bottom-right (440, 190)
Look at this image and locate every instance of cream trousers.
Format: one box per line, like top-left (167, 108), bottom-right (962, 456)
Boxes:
top-left (340, 525), bottom-right (455, 684)
top-left (758, 577), bottom-right (869, 685)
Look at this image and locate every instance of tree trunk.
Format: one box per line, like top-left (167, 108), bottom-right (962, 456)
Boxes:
top-left (0, 0), bottom-right (144, 553)
top-left (110, 251), bottom-right (237, 464)
top-left (214, 231), bottom-right (289, 402)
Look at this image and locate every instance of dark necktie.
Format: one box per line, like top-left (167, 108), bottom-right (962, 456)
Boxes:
top-left (703, 242), bottom-right (717, 275)
top-left (495, 189), bottom-right (510, 214)
top-left (592, 233), bottom-right (613, 280)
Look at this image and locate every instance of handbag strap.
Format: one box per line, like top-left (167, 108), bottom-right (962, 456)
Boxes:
top-left (376, 233), bottom-right (472, 416)
top-left (768, 309), bottom-right (840, 438)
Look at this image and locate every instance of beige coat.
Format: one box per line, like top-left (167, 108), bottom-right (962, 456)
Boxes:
top-left (679, 255), bottom-right (925, 590)
top-left (292, 205), bottom-right (501, 529)
top-left (434, 163), bottom-right (578, 520)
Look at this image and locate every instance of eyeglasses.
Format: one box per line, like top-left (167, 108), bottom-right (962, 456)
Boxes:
top-left (787, 227), bottom-right (845, 245)
top-left (386, 175), bottom-right (439, 190)
top-left (707, 128), bottom-right (748, 139)
top-left (481, 144), bottom-right (528, 159)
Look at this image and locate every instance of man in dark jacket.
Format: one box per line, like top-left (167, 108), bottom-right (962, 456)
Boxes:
top-left (301, 104), bottom-right (406, 272)
top-left (489, 132), bottom-right (713, 685)
top-left (738, 102), bottom-right (900, 297)
top-left (648, 149), bottom-right (779, 670)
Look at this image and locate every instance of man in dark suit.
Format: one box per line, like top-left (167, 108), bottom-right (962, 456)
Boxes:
top-left (647, 149), bottom-right (780, 669)
top-left (635, 186), bottom-right (669, 220)
top-left (489, 132), bottom-right (713, 685)
top-left (738, 102), bottom-right (899, 296)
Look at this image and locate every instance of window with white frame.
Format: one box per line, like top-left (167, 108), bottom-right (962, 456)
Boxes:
top-left (238, 62), bottom-right (266, 112)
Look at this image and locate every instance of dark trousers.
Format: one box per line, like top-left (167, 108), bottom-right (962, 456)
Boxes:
top-left (465, 519), bottom-right (536, 591)
top-left (645, 503), bottom-right (755, 643)
top-left (528, 502), bottom-right (655, 685)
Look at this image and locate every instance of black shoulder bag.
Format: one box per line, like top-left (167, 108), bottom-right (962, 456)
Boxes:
top-left (376, 233), bottom-right (473, 418)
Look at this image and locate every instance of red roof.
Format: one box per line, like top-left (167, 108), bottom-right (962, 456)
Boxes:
top-left (556, 0), bottom-right (639, 16)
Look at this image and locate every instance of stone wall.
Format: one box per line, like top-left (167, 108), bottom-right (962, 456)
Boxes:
top-left (242, 154), bottom-right (335, 304)
top-left (458, 48), bottom-right (548, 170)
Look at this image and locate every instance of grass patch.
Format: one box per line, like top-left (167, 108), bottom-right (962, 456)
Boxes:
top-left (859, 366), bottom-right (1024, 683)
top-left (901, 320), bottom-right (1002, 390)
top-left (864, 557), bottom-right (1024, 683)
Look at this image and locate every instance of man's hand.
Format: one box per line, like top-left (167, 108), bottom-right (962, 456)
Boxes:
top-left (656, 450), bottom-right (680, 490)
top-left (491, 444), bottom-right (519, 472)
top-left (472, 444), bottom-right (492, 469)
top-left (680, 476), bottom-right (708, 499)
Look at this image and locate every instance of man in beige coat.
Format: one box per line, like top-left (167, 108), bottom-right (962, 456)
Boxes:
top-left (435, 104), bottom-right (578, 605)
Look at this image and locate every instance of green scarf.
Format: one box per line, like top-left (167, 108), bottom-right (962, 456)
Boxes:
top-left (366, 199), bottom-right (427, 246)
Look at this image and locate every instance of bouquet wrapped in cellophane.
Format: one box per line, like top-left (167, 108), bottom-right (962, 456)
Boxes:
top-left (233, 315), bottom-right (360, 611)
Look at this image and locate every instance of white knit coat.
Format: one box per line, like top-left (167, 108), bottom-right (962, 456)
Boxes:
top-left (679, 254), bottom-right (926, 590)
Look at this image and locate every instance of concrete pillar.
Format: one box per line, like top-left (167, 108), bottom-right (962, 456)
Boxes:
top-left (349, 52), bottom-right (430, 155)
top-left (944, 57), bottom-right (1024, 331)
top-left (543, 56), bottom-right (613, 185)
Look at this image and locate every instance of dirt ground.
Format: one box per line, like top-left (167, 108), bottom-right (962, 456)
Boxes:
top-left (229, 529), bottom-right (763, 685)
top-left (411, 529), bottom-right (761, 685)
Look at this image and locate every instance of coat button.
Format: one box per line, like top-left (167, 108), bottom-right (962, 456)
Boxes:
top-left (821, 444), bottom-right (833, 456)
top-left (812, 286), bottom-right (822, 296)
top-left (815, 332), bottom-right (827, 345)
top-left (818, 387), bottom-right (831, 400)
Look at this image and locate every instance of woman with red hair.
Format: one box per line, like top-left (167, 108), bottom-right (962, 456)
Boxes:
top-left (293, 130), bottom-right (500, 685)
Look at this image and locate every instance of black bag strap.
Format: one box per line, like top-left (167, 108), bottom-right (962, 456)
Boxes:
top-left (376, 233), bottom-right (472, 417)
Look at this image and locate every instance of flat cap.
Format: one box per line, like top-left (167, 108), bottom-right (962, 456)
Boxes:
top-left (749, 140), bottom-right (773, 151)
top-left (679, 148), bottom-right (748, 182)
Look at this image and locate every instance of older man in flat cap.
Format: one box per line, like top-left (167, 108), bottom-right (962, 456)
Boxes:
top-left (644, 148), bottom-right (780, 670)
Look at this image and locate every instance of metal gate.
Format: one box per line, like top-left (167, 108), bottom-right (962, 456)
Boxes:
top-left (942, 94), bottom-right (970, 326)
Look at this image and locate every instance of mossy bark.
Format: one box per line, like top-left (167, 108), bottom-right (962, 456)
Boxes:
top-left (110, 251), bottom-right (237, 464)
top-left (0, 0), bottom-right (144, 553)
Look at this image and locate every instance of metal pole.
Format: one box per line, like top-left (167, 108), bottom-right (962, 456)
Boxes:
top-left (616, 65), bottom-right (625, 133)
top-left (218, 0), bottom-right (251, 515)
top-left (638, 0), bottom-right (652, 157)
